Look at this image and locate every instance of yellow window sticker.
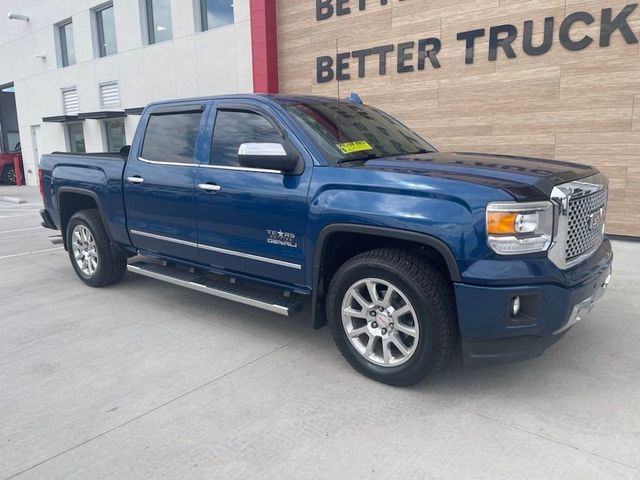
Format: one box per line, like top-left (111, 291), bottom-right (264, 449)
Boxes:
top-left (336, 141), bottom-right (373, 154)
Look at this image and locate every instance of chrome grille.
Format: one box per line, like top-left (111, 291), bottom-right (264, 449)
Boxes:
top-left (566, 187), bottom-right (607, 261)
top-left (548, 173), bottom-right (608, 270)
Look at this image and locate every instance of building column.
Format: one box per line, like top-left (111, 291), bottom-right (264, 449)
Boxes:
top-left (249, 0), bottom-right (278, 94)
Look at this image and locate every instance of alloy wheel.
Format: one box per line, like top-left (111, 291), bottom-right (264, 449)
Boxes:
top-left (341, 278), bottom-right (420, 367)
top-left (71, 225), bottom-right (99, 276)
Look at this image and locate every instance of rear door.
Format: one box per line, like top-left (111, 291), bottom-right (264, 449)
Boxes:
top-left (194, 101), bottom-right (312, 288)
top-left (124, 102), bottom-right (209, 262)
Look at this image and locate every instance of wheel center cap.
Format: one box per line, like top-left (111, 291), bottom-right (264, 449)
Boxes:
top-left (375, 314), bottom-right (389, 329)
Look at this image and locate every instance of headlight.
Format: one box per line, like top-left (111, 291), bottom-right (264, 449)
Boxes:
top-left (486, 201), bottom-right (554, 255)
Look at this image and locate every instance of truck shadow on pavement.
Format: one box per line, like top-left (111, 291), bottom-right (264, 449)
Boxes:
top-left (119, 271), bottom-right (569, 397)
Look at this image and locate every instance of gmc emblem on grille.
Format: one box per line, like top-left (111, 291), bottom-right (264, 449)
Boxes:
top-left (589, 209), bottom-right (603, 231)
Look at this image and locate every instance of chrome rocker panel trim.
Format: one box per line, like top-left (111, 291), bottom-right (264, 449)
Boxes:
top-left (129, 229), bottom-right (302, 270)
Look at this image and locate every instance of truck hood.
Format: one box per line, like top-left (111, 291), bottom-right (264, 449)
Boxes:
top-left (360, 152), bottom-right (598, 201)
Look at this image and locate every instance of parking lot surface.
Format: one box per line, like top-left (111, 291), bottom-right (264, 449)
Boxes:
top-left (1, 186), bottom-right (639, 480)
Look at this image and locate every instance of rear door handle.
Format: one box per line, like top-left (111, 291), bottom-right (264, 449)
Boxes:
top-left (127, 176), bottom-right (144, 184)
top-left (198, 183), bottom-right (221, 192)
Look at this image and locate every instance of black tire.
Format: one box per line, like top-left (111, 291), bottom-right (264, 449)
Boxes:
top-left (327, 248), bottom-right (457, 386)
top-left (2, 165), bottom-right (16, 185)
top-left (66, 209), bottom-right (127, 287)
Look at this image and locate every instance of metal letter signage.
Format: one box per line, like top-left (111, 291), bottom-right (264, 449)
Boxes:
top-left (315, 2), bottom-right (640, 83)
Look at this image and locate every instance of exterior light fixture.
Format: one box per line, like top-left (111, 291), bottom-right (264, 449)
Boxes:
top-left (8, 12), bottom-right (30, 22)
top-left (511, 296), bottom-right (521, 317)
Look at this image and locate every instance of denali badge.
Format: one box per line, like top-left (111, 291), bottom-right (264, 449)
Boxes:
top-left (267, 230), bottom-right (298, 248)
top-left (589, 209), bottom-right (603, 231)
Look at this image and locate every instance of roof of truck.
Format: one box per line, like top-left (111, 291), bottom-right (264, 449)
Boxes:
top-left (145, 94), bottom-right (355, 108)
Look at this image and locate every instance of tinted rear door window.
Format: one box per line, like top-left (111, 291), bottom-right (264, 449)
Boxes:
top-left (141, 112), bottom-right (203, 164)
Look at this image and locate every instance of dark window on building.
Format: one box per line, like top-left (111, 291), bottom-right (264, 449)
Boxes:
top-left (58, 20), bottom-right (76, 67)
top-left (67, 123), bottom-right (86, 153)
top-left (96, 4), bottom-right (117, 57)
top-left (145, 0), bottom-right (173, 44)
top-left (104, 119), bottom-right (126, 152)
top-left (201, 0), bottom-right (234, 31)
top-left (210, 110), bottom-right (282, 167)
top-left (141, 112), bottom-right (202, 163)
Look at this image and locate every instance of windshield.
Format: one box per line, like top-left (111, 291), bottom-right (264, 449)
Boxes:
top-left (280, 100), bottom-right (436, 165)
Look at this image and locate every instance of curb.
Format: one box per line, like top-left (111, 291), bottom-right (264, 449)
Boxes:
top-left (0, 196), bottom-right (26, 204)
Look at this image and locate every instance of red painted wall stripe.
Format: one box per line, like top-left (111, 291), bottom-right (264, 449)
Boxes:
top-left (249, 0), bottom-right (279, 94)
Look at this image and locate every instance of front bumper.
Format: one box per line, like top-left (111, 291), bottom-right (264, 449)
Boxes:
top-left (462, 331), bottom-right (569, 365)
top-left (456, 239), bottom-right (613, 365)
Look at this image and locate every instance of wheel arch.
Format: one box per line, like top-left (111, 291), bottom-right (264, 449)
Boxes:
top-left (311, 224), bottom-right (461, 328)
top-left (57, 187), bottom-right (114, 250)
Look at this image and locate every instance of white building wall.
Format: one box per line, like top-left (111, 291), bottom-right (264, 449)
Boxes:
top-left (0, 0), bottom-right (253, 186)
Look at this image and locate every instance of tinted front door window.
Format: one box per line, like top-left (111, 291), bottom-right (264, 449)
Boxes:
top-left (210, 110), bottom-right (282, 167)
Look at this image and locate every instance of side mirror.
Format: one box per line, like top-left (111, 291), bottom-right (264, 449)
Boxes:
top-left (237, 143), bottom-right (299, 173)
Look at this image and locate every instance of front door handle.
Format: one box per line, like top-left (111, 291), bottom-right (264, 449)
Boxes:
top-left (127, 176), bottom-right (144, 184)
top-left (198, 183), bottom-right (222, 193)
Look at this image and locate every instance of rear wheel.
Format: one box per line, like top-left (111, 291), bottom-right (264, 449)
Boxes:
top-left (2, 165), bottom-right (16, 184)
top-left (66, 209), bottom-right (127, 287)
top-left (327, 248), bottom-right (456, 386)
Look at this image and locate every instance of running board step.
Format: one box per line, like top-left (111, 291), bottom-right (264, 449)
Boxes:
top-left (48, 235), bottom-right (63, 245)
top-left (127, 261), bottom-right (302, 316)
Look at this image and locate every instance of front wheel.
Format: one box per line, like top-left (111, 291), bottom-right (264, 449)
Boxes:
top-left (66, 209), bottom-right (127, 287)
top-left (327, 248), bottom-right (457, 386)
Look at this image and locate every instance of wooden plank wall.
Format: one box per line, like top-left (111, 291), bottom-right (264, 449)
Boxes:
top-left (276, 0), bottom-right (640, 236)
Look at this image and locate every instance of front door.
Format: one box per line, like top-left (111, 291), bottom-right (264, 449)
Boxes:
top-left (124, 103), bottom-right (208, 263)
top-left (194, 103), bottom-right (311, 288)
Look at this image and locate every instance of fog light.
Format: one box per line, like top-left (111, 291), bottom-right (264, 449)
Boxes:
top-left (511, 296), bottom-right (521, 317)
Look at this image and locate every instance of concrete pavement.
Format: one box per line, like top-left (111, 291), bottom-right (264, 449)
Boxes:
top-left (1, 186), bottom-right (639, 479)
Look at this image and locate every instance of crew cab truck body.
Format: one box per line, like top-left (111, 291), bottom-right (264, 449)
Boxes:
top-left (39, 94), bottom-right (613, 385)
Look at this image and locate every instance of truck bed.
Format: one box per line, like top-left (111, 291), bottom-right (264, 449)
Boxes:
top-left (39, 151), bottom-right (129, 247)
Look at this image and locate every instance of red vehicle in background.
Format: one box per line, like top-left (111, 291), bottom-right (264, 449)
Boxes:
top-left (0, 143), bottom-right (23, 185)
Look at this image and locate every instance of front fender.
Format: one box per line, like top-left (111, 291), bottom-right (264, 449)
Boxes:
top-left (305, 167), bottom-right (509, 275)
top-left (308, 187), bottom-right (476, 259)
top-left (304, 167), bottom-right (514, 327)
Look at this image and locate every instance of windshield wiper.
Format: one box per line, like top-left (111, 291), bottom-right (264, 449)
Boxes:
top-left (336, 153), bottom-right (382, 165)
top-left (405, 149), bottom-right (433, 155)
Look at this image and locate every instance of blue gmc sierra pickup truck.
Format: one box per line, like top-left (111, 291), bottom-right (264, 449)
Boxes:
top-left (39, 94), bottom-right (613, 385)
